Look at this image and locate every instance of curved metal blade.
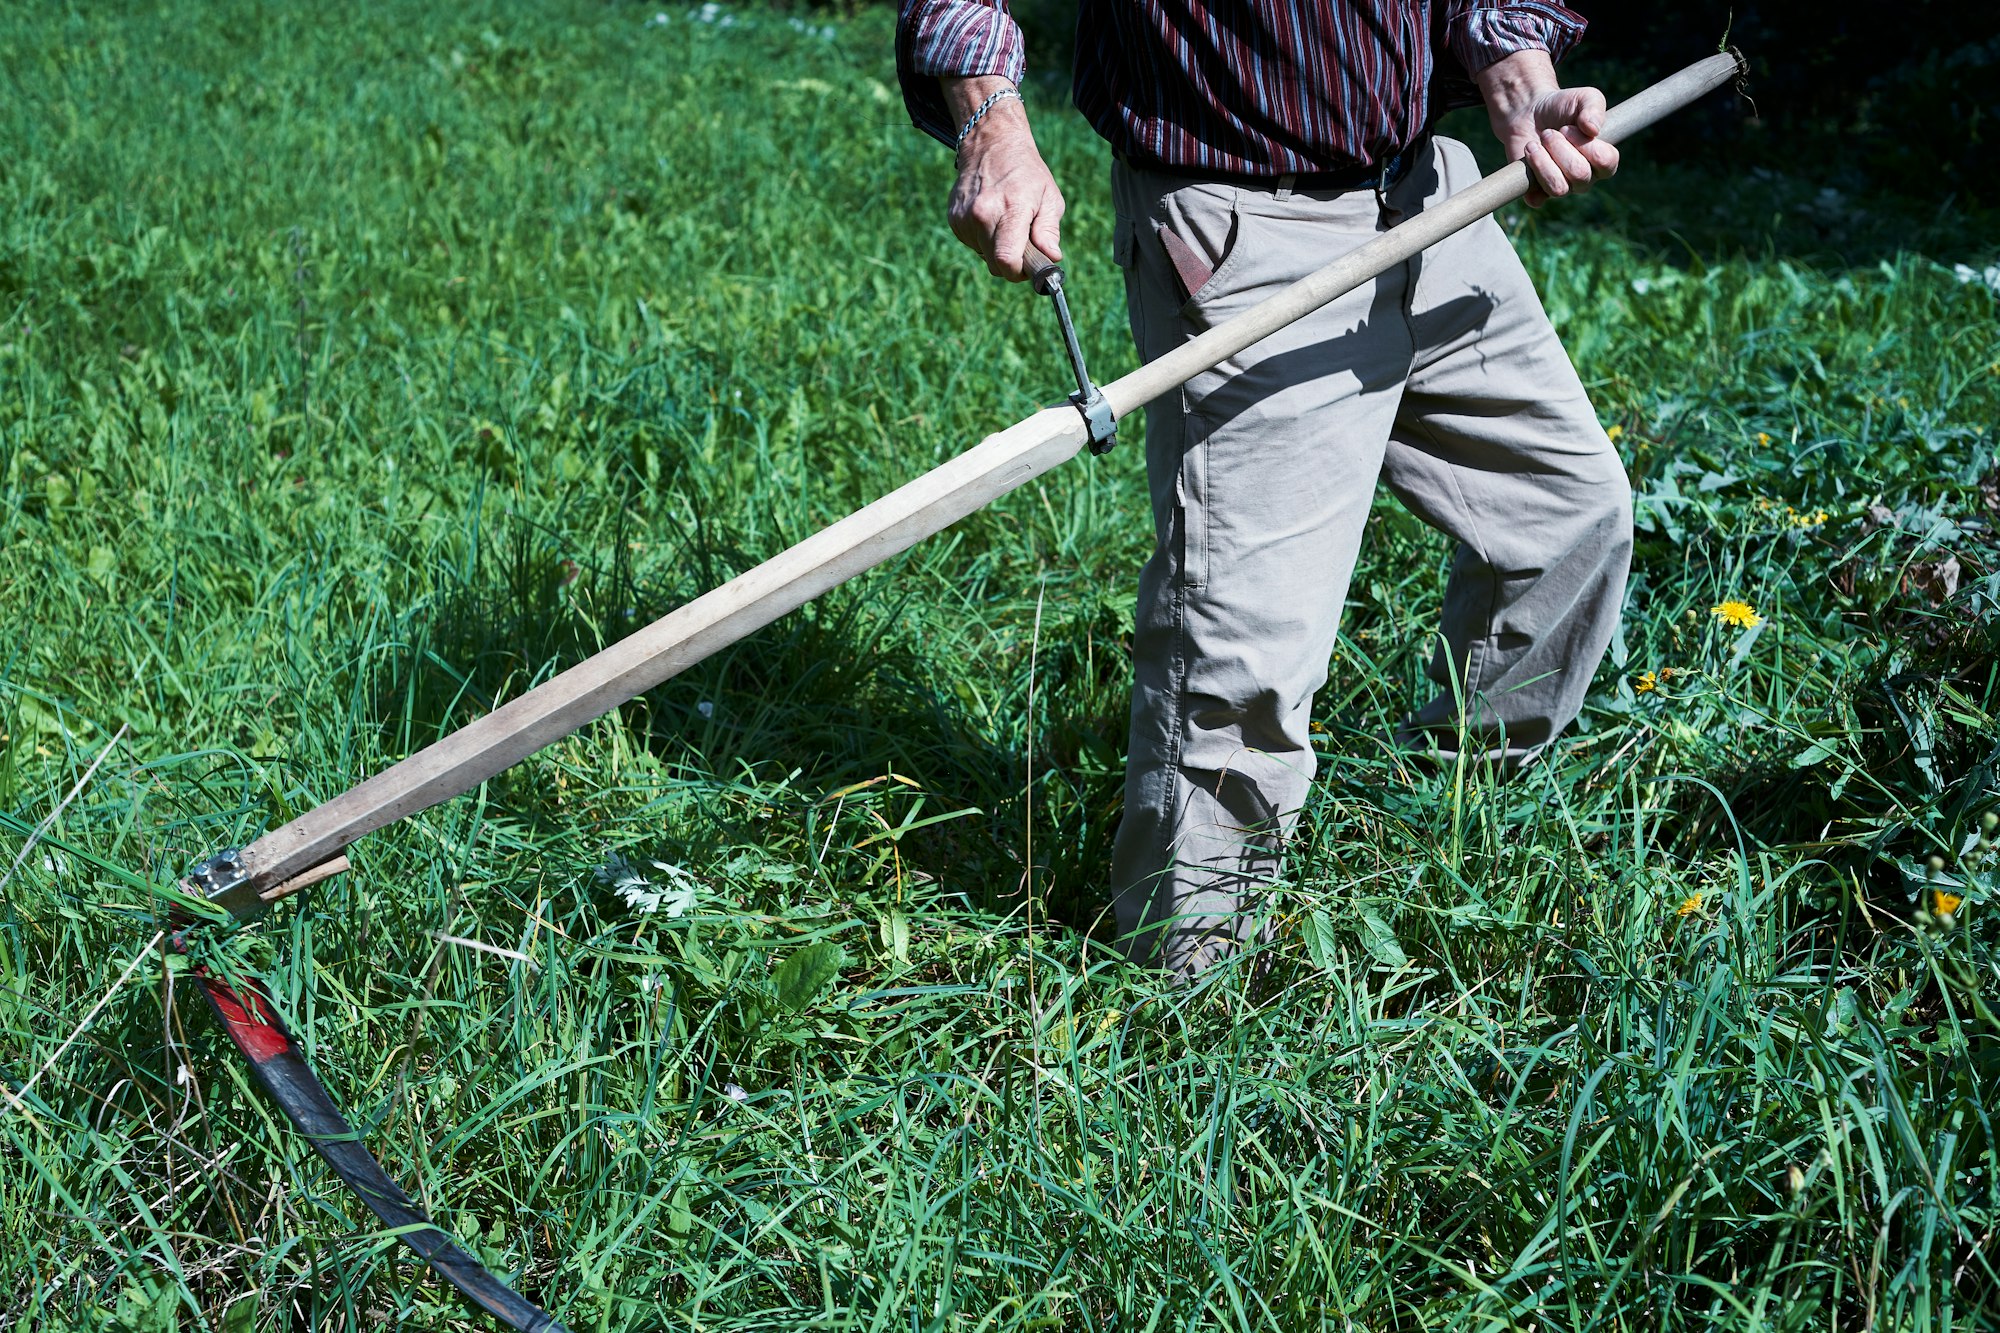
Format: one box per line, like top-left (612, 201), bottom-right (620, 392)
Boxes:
top-left (195, 970), bottom-right (571, 1333)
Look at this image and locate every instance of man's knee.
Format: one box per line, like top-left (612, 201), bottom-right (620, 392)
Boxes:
top-left (1558, 442), bottom-right (1634, 558)
top-left (1596, 458), bottom-right (1636, 562)
top-left (1184, 679), bottom-right (1317, 768)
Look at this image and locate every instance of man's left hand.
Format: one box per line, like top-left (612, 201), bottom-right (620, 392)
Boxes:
top-left (1474, 49), bottom-right (1618, 208)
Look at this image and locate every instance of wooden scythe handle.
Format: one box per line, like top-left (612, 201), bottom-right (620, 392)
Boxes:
top-left (197, 52), bottom-right (1744, 920)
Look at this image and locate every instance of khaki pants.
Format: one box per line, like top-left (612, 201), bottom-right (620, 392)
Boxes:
top-left (1106, 138), bottom-right (1632, 975)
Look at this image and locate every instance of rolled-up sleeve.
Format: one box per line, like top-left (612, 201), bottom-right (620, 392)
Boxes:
top-left (895, 0), bottom-right (1028, 148)
top-left (1443, 1), bottom-right (1586, 75)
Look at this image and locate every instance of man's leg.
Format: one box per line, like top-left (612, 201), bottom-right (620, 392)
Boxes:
top-left (1380, 138), bottom-right (1633, 766)
top-left (1106, 163), bottom-right (1408, 974)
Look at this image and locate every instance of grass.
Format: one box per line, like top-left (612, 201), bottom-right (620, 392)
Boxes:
top-left (3, 1), bottom-right (1999, 1329)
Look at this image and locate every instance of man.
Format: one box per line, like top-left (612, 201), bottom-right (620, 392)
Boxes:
top-left (895, 0), bottom-right (1631, 975)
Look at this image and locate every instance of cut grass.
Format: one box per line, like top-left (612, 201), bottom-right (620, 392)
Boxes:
top-left (3, 2), bottom-right (2000, 1330)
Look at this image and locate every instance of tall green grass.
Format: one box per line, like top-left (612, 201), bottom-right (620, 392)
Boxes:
top-left (3, 2), bottom-right (1998, 1329)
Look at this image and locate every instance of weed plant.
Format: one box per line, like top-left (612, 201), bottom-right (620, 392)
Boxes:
top-left (3, 2), bottom-right (1999, 1330)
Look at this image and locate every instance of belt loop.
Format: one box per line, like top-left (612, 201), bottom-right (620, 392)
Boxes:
top-left (1274, 172), bottom-right (1295, 202)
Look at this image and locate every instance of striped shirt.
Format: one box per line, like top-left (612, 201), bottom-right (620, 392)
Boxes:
top-left (896, 1), bottom-right (1586, 176)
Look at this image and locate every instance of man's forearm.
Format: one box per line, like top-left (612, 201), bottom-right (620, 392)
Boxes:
top-left (1472, 49), bottom-right (1560, 126)
top-left (940, 74), bottom-right (1031, 154)
top-left (896, 0), bottom-right (1028, 146)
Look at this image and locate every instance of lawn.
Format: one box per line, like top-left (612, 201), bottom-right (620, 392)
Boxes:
top-left (3, 2), bottom-right (1999, 1329)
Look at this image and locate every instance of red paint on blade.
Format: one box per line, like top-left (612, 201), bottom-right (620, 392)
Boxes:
top-left (197, 974), bottom-right (292, 1063)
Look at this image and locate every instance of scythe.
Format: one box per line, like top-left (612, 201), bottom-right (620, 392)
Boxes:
top-left (165, 54), bottom-right (1744, 1331)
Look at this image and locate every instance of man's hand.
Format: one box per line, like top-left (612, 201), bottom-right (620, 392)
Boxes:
top-left (943, 75), bottom-right (1065, 280)
top-left (1474, 50), bottom-right (1618, 208)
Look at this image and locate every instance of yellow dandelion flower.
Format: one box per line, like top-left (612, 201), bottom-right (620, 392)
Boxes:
top-left (1606, 424), bottom-right (1624, 442)
top-left (1677, 894), bottom-right (1704, 917)
top-left (1634, 670), bottom-right (1658, 694)
top-left (1711, 600), bottom-right (1763, 629)
top-left (1757, 431), bottom-right (1772, 446)
top-left (1933, 889), bottom-right (1964, 917)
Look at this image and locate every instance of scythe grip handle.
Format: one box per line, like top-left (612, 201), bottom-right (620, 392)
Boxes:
top-left (1023, 243), bottom-right (1063, 296)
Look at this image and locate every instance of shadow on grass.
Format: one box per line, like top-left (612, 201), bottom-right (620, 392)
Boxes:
top-left (354, 510), bottom-right (1133, 938)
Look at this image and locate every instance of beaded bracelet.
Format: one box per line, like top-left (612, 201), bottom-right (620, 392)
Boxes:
top-left (953, 86), bottom-right (1023, 150)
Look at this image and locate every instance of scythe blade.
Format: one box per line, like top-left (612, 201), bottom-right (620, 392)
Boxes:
top-left (194, 970), bottom-right (570, 1333)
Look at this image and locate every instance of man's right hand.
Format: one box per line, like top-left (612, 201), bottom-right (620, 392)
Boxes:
top-left (943, 75), bottom-right (1065, 282)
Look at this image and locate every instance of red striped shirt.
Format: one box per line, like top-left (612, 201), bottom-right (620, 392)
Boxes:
top-left (897, 0), bottom-right (1585, 176)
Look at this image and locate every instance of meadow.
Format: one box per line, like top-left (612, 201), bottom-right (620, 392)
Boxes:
top-left (3, 2), bottom-right (1999, 1329)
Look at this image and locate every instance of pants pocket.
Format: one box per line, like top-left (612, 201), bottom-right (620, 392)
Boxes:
top-left (1177, 405), bottom-right (1209, 589)
top-left (1156, 186), bottom-right (1249, 322)
top-left (1112, 212), bottom-right (1159, 365)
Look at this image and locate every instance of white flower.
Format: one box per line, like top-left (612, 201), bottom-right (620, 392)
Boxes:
top-left (595, 852), bottom-right (696, 917)
top-left (1952, 263), bottom-right (2000, 293)
top-left (646, 11), bottom-right (670, 25)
